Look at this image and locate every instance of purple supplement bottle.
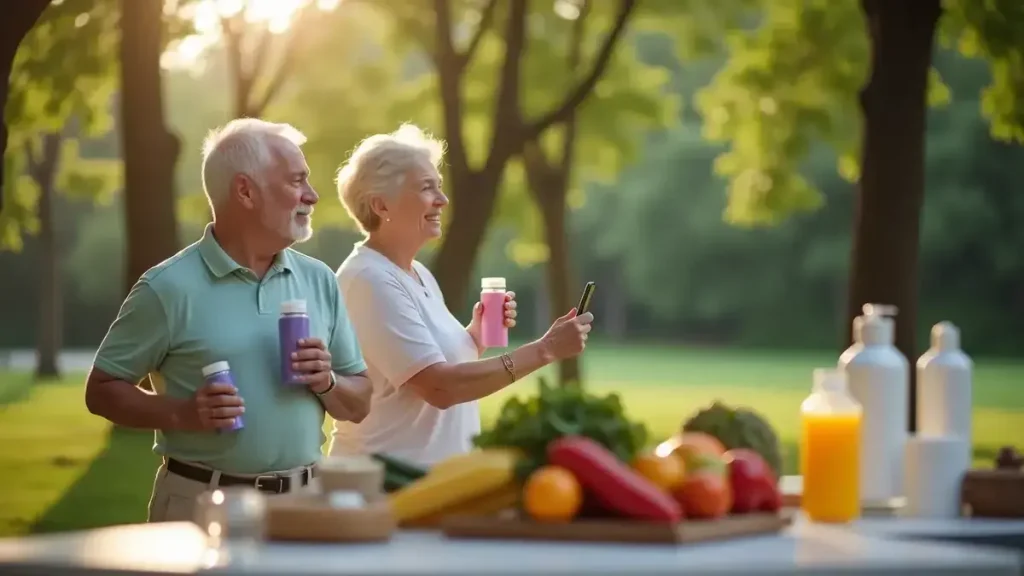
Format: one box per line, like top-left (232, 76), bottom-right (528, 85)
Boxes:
top-left (201, 361), bottom-right (243, 432)
top-left (279, 299), bottom-right (311, 386)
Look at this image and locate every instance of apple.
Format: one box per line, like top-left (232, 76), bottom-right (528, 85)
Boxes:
top-left (725, 448), bottom-right (775, 514)
top-left (759, 480), bottom-right (783, 512)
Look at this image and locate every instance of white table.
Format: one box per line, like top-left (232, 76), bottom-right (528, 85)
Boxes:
top-left (0, 516), bottom-right (1020, 576)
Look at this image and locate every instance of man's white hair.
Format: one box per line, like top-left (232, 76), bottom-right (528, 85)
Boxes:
top-left (335, 123), bottom-right (445, 234)
top-left (201, 117), bottom-right (308, 210)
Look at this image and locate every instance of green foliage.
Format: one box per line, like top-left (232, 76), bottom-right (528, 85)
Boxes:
top-left (5, 0), bottom-right (119, 136)
top-left (691, 0), bottom-right (1024, 227)
top-left (473, 376), bottom-right (649, 480)
top-left (268, 0), bottom-right (679, 269)
top-left (939, 0), bottom-right (1024, 143)
top-left (1, 0), bottom-right (120, 251)
top-left (694, 0), bottom-right (868, 227)
top-left (495, 2), bottom-right (679, 266)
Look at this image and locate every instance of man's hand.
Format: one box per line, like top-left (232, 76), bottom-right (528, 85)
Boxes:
top-left (291, 337), bottom-right (333, 393)
top-left (172, 382), bottom-right (245, 432)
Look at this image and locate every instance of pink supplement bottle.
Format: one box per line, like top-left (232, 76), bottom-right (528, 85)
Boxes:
top-left (480, 277), bottom-right (508, 348)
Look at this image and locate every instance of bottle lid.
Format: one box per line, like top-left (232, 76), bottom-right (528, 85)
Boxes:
top-left (202, 361), bottom-right (231, 377)
top-left (280, 299), bottom-right (307, 314)
top-left (860, 302), bottom-right (897, 345)
top-left (931, 321), bottom-right (960, 350)
top-left (813, 367), bottom-right (848, 394)
top-left (481, 277), bottom-right (506, 290)
top-left (862, 303), bottom-right (898, 317)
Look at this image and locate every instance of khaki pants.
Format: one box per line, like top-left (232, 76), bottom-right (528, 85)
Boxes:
top-left (146, 459), bottom-right (316, 523)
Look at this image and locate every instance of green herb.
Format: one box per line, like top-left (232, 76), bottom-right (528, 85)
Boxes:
top-left (473, 377), bottom-right (649, 480)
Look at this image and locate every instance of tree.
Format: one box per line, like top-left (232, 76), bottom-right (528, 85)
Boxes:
top-left (516, 1), bottom-right (674, 383)
top-left (359, 0), bottom-right (639, 310)
top-left (694, 0), bottom-right (1024, 429)
top-left (218, 1), bottom-right (332, 119)
top-left (3, 0), bottom-right (121, 378)
top-left (0, 0), bottom-right (51, 213)
top-left (120, 0), bottom-right (182, 296)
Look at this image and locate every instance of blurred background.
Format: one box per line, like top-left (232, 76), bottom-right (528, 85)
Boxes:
top-left (0, 0), bottom-right (1021, 536)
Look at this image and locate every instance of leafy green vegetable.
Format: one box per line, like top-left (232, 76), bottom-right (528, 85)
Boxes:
top-left (473, 377), bottom-right (649, 480)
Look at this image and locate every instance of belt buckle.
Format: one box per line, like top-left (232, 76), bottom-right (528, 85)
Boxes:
top-left (254, 475), bottom-right (282, 494)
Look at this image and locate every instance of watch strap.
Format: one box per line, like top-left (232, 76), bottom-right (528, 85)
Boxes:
top-left (315, 372), bottom-right (337, 397)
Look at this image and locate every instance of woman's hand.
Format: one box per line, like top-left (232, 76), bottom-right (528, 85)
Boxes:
top-left (467, 291), bottom-right (518, 353)
top-left (538, 308), bottom-right (594, 362)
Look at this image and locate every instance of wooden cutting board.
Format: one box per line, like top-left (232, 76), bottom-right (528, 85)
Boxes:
top-left (441, 510), bottom-right (794, 544)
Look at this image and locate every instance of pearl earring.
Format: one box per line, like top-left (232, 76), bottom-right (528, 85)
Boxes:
top-left (385, 218), bottom-right (391, 222)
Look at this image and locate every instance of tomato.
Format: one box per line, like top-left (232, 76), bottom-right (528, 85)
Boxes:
top-left (632, 452), bottom-right (687, 491)
top-left (523, 465), bottom-right (583, 523)
top-left (674, 470), bottom-right (732, 520)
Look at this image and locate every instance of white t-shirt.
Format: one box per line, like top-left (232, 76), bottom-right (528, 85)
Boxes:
top-left (330, 243), bottom-right (482, 467)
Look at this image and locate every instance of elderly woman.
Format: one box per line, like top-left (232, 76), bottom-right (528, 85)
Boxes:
top-left (330, 124), bottom-right (594, 466)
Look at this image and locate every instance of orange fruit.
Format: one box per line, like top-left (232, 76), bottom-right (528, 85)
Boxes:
top-left (632, 452), bottom-right (687, 491)
top-left (676, 432), bottom-right (727, 457)
top-left (666, 433), bottom-right (725, 472)
top-left (523, 465), bottom-right (583, 523)
top-left (674, 470), bottom-right (733, 520)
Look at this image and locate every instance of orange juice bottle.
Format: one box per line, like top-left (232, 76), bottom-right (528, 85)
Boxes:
top-left (800, 368), bottom-right (862, 523)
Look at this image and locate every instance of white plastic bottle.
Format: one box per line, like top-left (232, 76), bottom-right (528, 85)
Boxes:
top-left (916, 321), bottom-right (973, 460)
top-left (838, 303), bottom-right (909, 506)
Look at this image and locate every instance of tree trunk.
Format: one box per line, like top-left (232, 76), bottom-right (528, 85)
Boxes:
top-left (120, 0), bottom-right (181, 295)
top-left (31, 132), bottom-right (64, 381)
top-left (426, 0), bottom-right (634, 314)
top-left (539, 195), bottom-right (580, 384)
top-left (846, 0), bottom-right (942, 432)
top-left (603, 261), bottom-right (627, 340)
top-left (0, 0), bottom-right (51, 211)
top-left (528, 170), bottom-right (585, 383)
top-left (432, 171), bottom-right (502, 311)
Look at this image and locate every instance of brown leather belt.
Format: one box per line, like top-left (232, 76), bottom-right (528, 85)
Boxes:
top-left (167, 458), bottom-right (316, 494)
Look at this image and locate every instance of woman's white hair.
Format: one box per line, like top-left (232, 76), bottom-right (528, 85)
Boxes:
top-left (201, 117), bottom-right (307, 211)
top-left (335, 123), bottom-right (445, 234)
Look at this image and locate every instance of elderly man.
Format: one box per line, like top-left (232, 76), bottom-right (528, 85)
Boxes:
top-left (85, 118), bottom-right (371, 523)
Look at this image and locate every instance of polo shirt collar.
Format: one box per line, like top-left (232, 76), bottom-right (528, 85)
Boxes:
top-left (199, 223), bottom-right (293, 278)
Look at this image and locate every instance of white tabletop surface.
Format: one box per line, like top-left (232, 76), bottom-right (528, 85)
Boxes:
top-left (0, 515), bottom-right (1020, 576)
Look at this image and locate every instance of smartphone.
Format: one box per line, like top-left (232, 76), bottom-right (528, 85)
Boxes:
top-left (575, 281), bottom-right (596, 316)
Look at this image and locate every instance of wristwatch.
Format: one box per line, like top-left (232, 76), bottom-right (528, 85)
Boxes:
top-left (315, 372), bottom-right (337, 399)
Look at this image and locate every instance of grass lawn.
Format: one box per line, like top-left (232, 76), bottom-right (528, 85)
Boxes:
top-left (1, 345), bottom-right (1020, 537)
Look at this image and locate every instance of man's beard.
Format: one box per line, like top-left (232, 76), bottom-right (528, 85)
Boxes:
top-left (261, 207), bottom-right (313, 244)
top-left (290, 215), bottom-right (313, 243)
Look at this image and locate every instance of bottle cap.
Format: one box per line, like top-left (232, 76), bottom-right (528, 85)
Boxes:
top-left (202, 361), bottom-right (231, 377)
top-left (481, 277), bottom-right (506, 290)
top-left (860, 302), bottom-right (897, 345)
top-left (813, 367), bottom-right (848, 394)
top-left (931, 321), bottom-right (960, 350)
top-left (280, 299), bottom-right (307, 315)
top-left (862, 303), bottom-right (898, 317)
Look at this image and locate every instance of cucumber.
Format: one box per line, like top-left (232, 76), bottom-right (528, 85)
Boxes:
top-left (373, 453), bottom-right (429, 492)
top-left (372, 452), bottom-right (428, 480)
top-left (383, 471), bottom-right (412, 493)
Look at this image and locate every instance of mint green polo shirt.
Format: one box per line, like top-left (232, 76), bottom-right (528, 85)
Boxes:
top-left (93, 224), bottom-right (367, 474)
